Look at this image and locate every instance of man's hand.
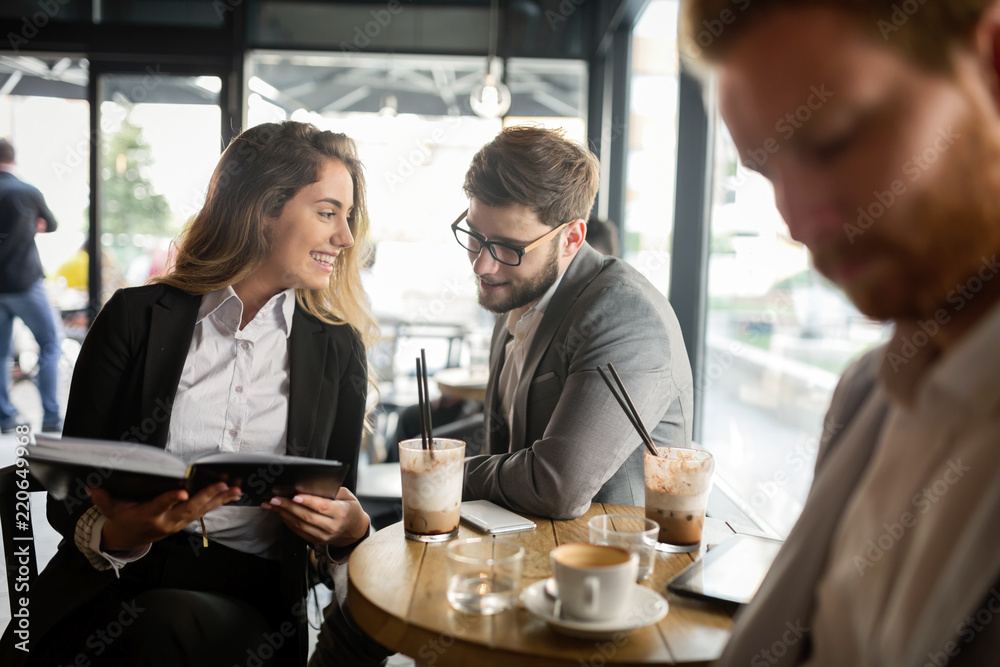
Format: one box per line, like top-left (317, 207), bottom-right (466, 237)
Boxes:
top-left (263, 487), bottom-right (370, 547)
top-left (89, 483), bottom-right (242, 551)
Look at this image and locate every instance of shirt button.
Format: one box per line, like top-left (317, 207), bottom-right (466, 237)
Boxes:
top-left (235, 386), bottom-right (243, 393)
top-left (241, 342), bottom-right (249, 350)
top-left (229, 429), bottom-right (238, 437)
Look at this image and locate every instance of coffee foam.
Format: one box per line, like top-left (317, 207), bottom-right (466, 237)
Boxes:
top-left (400, 459), bottom-right (463, 511)
top-left (644, 448), bottom-right (713, 497)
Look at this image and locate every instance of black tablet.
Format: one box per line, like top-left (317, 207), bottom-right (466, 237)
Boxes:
top-left (667, 533), bottom-right (784, 606)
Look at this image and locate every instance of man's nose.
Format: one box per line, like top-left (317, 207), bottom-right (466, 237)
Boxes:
top-left (471, 247), bottom-right (499, 274)
top-left (772, 169), bottom-right (842, 249)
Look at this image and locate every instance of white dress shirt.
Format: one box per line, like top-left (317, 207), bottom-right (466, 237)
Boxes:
top-left (86, 286), bottom-right (297, 569)
top-left (497, 271), bottom-right (565, 444)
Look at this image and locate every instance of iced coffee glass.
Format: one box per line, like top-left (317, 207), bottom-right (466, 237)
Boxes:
top-left (399, 438), bottom-right (465, 542)
top-left (644, 446), bottom-right (714, 552)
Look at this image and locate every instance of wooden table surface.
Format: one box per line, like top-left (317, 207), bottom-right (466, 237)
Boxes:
top-left (348, 503), bottom-right (738, 666)
top-left (433, 367), bottom-right (489, 402)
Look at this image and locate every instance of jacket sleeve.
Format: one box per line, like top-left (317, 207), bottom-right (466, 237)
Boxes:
top-left (47, 289), bottom-right (134, 540)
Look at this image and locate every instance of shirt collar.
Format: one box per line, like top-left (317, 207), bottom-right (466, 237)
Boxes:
top-left (506, 269), bottom-right (566, 335)
top-left (197, 286), bottom-right (296, 338)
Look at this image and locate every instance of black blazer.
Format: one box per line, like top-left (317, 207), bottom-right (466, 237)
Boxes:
top-left (0, 171), bottom-right (57, 293)
top-left (1, 284), bottom-right (368, 664)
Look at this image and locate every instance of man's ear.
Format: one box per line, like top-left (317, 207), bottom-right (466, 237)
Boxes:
top-left (561, 218), bottom-right (587, 257)
top-left (971, 3), bottom-right (1000, 105)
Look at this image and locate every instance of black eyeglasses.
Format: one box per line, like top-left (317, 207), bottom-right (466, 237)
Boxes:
top-left (451, 209), bottom-right (570, 267)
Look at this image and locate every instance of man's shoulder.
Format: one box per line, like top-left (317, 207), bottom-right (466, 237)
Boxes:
top-left (572, 255), bottom-right (671, 313)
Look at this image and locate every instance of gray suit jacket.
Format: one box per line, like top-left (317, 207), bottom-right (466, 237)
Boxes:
top-left (716, 348), bottom-right (1000, 666)
top-left (463, 244), bottom-right (693, 519)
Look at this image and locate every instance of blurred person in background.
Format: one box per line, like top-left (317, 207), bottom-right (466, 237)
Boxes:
top-left (586, 216), bottom-right (620, 256)
top-left (683, 1), bottom-right (1000, 664)
top-left (0, 137), bottom-right (63, 433)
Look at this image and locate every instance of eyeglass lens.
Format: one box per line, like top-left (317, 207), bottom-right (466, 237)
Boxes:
top-left (455, 227), bottom-right (521, 266)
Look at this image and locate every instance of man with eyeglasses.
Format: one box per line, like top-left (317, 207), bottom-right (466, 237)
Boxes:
top-left (456, 126), bottom-right (694, 519)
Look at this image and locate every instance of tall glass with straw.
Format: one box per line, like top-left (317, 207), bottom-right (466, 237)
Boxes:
top-left (399, 349), bottom-right (466, 542)
top-left (598, 362), bottom-right (714, 552)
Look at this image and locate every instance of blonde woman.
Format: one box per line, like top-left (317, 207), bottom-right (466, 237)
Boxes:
top-left (6, 121), bottom-right (377, 667)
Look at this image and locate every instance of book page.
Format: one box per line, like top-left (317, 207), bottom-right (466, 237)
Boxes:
top-left (31, 435), bottom-right (188, 477)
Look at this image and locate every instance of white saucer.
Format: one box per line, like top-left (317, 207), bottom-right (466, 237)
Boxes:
top-left (520, 578), bottom-right (668, 640)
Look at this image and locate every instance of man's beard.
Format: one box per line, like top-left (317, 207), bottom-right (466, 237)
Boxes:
top-left (477, 243), bottom-right (560, 314)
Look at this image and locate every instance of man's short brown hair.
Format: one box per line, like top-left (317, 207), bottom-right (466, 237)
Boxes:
top-left (463, 125), bottom-right (599, 228)
top-left (681, 1), bottom-right (994, 71)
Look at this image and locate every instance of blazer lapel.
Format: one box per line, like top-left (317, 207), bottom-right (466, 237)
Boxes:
top-left (287, 307), bottom-right (327, 459)
top-left (507, 245), bottom-right (606, 449)
top-left (142, 288), bottom-right (201, 449)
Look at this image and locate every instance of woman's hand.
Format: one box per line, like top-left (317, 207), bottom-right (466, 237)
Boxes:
top-left (89, 483), bottom-right (243, 551)
top-left (263, 487), bottom-right (370, 547)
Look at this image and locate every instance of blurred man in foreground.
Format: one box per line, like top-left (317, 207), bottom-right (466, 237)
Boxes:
top-left (681, 1), bottom-right (1000, 664)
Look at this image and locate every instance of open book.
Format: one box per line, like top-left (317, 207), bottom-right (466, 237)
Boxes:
top-left (26, 434), bottom-right (348, 505)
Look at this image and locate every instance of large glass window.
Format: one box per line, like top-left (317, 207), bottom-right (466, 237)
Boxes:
top-left (701, 118), bottom-right (890, 536)
top-left (97, 72), bottom-right (221, 292)
top-left (623, 0), bottom-right (680, 292)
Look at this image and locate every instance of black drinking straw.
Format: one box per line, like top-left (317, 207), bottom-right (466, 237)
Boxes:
top-left (416, 350), bottom-right (434, 452)
top-left (597, 363), bottom-right (659, 457)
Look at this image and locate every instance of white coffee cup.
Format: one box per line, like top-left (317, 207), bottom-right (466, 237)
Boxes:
top-left (550, 543), bottom-right (638, 621)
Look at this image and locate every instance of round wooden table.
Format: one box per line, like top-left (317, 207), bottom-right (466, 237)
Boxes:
top-left (433, 367), bottom-right (489, 402)
top-left (348, 503), bottom-right (737, 666)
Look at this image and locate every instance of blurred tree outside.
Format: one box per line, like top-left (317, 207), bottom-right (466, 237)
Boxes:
top-left (100, 111), bottom-right (173, 271)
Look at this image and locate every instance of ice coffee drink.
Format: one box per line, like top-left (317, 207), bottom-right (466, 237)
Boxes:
top-left (644, 446), bottom-right (714, 552)
top-left (399, 438), bottom-right (465, 542)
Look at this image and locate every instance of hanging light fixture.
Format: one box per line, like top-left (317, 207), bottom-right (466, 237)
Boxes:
top-left (470, 0), bottom-right (511, 118)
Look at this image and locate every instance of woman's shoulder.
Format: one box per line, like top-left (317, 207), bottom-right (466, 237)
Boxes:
top-left (100, 284), bottom-right (201, 318)
top-left (293, 306), bottom-right (364, 353)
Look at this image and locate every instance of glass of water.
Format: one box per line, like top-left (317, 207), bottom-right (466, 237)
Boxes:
top-left (588, 514), bottom-right (659, 581)
top-left (446, 538), bottom-right (524, 614)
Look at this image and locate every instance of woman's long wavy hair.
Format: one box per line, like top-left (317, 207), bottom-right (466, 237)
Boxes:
top-left (154, 121), bottom-right (378, 355)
